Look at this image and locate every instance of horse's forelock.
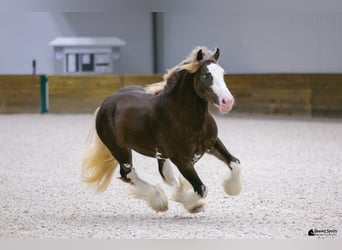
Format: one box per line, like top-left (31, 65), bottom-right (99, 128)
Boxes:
top-left (165, 47), bottom-right (215, 79)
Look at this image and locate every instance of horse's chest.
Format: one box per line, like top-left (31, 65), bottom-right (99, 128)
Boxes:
top-left (156, 112), bottom-right (217, 162)
top-left (174, 133), bottom-right (214, 164)
top-left (177, 127), bottom-right (216, 161)
top-left (191, 131), bottom-right (215, 152)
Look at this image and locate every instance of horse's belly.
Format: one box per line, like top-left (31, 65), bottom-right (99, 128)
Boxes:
top-left (123, 124), bottom-right (155, 152)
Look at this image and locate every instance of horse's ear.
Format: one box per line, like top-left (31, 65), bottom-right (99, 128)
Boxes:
top-left (196, 49), bottom-right (203, 61)
top-left (213, 48), bottom-right (220, 61)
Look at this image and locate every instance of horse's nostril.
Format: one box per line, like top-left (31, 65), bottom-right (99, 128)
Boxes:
top-left (221, 97), bottom-right (234, 107)
top-left (222, 98), bottom-right (231, 105)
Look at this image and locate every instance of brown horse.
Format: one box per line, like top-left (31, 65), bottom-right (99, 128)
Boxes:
top-left (81, 47), bottom-right (242, 213)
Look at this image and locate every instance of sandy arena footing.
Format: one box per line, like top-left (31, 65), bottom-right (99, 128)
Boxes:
top-left (0, 114), bottom-right (341, 239)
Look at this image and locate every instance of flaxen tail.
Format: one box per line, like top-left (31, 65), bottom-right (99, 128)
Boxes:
top-left (81, 107), bottom-right (118, 193)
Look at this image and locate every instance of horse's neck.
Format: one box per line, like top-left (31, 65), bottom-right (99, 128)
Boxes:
top-left (159, 72), bottom-right (208, 123)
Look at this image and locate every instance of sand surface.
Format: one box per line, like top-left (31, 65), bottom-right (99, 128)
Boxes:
top-left (0, 114), bottom-right (341, 239)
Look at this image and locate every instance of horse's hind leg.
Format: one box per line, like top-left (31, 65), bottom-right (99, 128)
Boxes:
top-left (126, 166), bottom-right (168, 212)
top-left (208, 137), bottom-right (242, 196)
top-left (110, 149), bottom-right (168, 212)
top-left (96, 110), bottom-right (168, 212)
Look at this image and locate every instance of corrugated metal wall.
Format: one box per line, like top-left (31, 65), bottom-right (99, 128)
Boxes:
top-left (163, 12), bottom-right (342, 73)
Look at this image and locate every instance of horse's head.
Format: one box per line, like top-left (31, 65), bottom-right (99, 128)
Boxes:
top-left (193, 48), bottom-right (234, 114)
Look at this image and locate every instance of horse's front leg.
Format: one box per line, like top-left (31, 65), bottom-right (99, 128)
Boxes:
top-left (171, 159), bottom-right (207, 213)
top-left (157, 159), bottom-right (178, 186)
top-left (208, 138), bottom-right (242, 196)
top-left (209, 138), bottom-right (240, 167)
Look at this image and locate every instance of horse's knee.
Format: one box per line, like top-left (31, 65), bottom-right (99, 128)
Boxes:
top-left (229, 161), bottom-right (241, 175)
top-left (228, 158), bottom-right (240, 170)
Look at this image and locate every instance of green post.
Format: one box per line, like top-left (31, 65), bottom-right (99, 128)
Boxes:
top-left (40, 75), bottom-right (48, 113)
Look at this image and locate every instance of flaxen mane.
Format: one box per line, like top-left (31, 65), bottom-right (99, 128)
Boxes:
top-left (145, 46), bottom-right (215, 94)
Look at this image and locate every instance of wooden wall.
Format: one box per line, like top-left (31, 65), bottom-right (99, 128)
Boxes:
top-left (122, 74), bottom-right (163, 86)
top-left (48, 75), bottom-right (122, 113)
top-left (1, 74), bottom-right (341, 117)
top-left (225, 74), bottom-right (342, 117)
top-left (48, 74), bottom-right (163, 113)
top-left (225, 74), bottom-right (312, 116)
top-left (0, 75), bottom-right (42, 113)
top-left (309, 75), bottom-right (342, 117)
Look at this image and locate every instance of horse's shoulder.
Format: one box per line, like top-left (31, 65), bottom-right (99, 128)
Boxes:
top-left (203, 114), bottom-right (218, 138)
top-left (206, 114), bottom-right (217, 127)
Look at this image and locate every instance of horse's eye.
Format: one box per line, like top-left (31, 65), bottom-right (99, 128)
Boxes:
top-left (200, 74), bottom-right (208, 80)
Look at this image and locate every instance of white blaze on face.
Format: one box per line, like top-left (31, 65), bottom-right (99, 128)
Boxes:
top-left (207, 63), bottom-right (234, 113)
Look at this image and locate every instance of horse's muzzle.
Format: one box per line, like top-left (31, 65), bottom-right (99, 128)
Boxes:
top-left (219, 96), bottom-right (234, 114)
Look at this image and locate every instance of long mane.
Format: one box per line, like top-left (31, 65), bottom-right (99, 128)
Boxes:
top-left (145, 46), bottom-right (215, 94)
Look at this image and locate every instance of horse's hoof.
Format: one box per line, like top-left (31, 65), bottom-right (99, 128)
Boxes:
top-left (151, 203), bottom-right (169, 212)
top-left (149, 186), bottom-right (169, 212)
top-left (224, 161), bottom-right (242, 196)
top-left (118, 176), bottom-right (132, 184)
top-left (186, 198), bottom-right (205, 213)
top-left (222, 174), bottom-right (242, 196)
top-left (188, 202), bottom-right (205, 213)
top-left (223, 179), bottom-right (241, 196)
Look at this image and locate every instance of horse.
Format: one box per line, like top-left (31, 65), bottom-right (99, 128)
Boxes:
top-left (81, 47), bottom-right (242, 213)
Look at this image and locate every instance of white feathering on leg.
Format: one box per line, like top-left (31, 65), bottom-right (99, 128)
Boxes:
top-left (162, 160), bottom-right (178, 186)
top-left (128, 171), bottom-right (168, 212)
top-left (222, 161), bottom-right (242, 196)
top-left (172, 177), bottom-right (206, 213)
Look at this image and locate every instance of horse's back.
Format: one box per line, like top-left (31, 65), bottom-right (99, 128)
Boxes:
top-left (116, 85), bottom-right (147, 95)
top-left (100, 85), bottom-right (154, 111)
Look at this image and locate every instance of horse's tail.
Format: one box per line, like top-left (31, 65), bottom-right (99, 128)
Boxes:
top-left (81, 107), bottom-right (119, 193)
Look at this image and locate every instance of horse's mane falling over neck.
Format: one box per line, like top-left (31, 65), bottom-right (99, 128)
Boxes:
top-left (145, 46), bottom-right (216, 94)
